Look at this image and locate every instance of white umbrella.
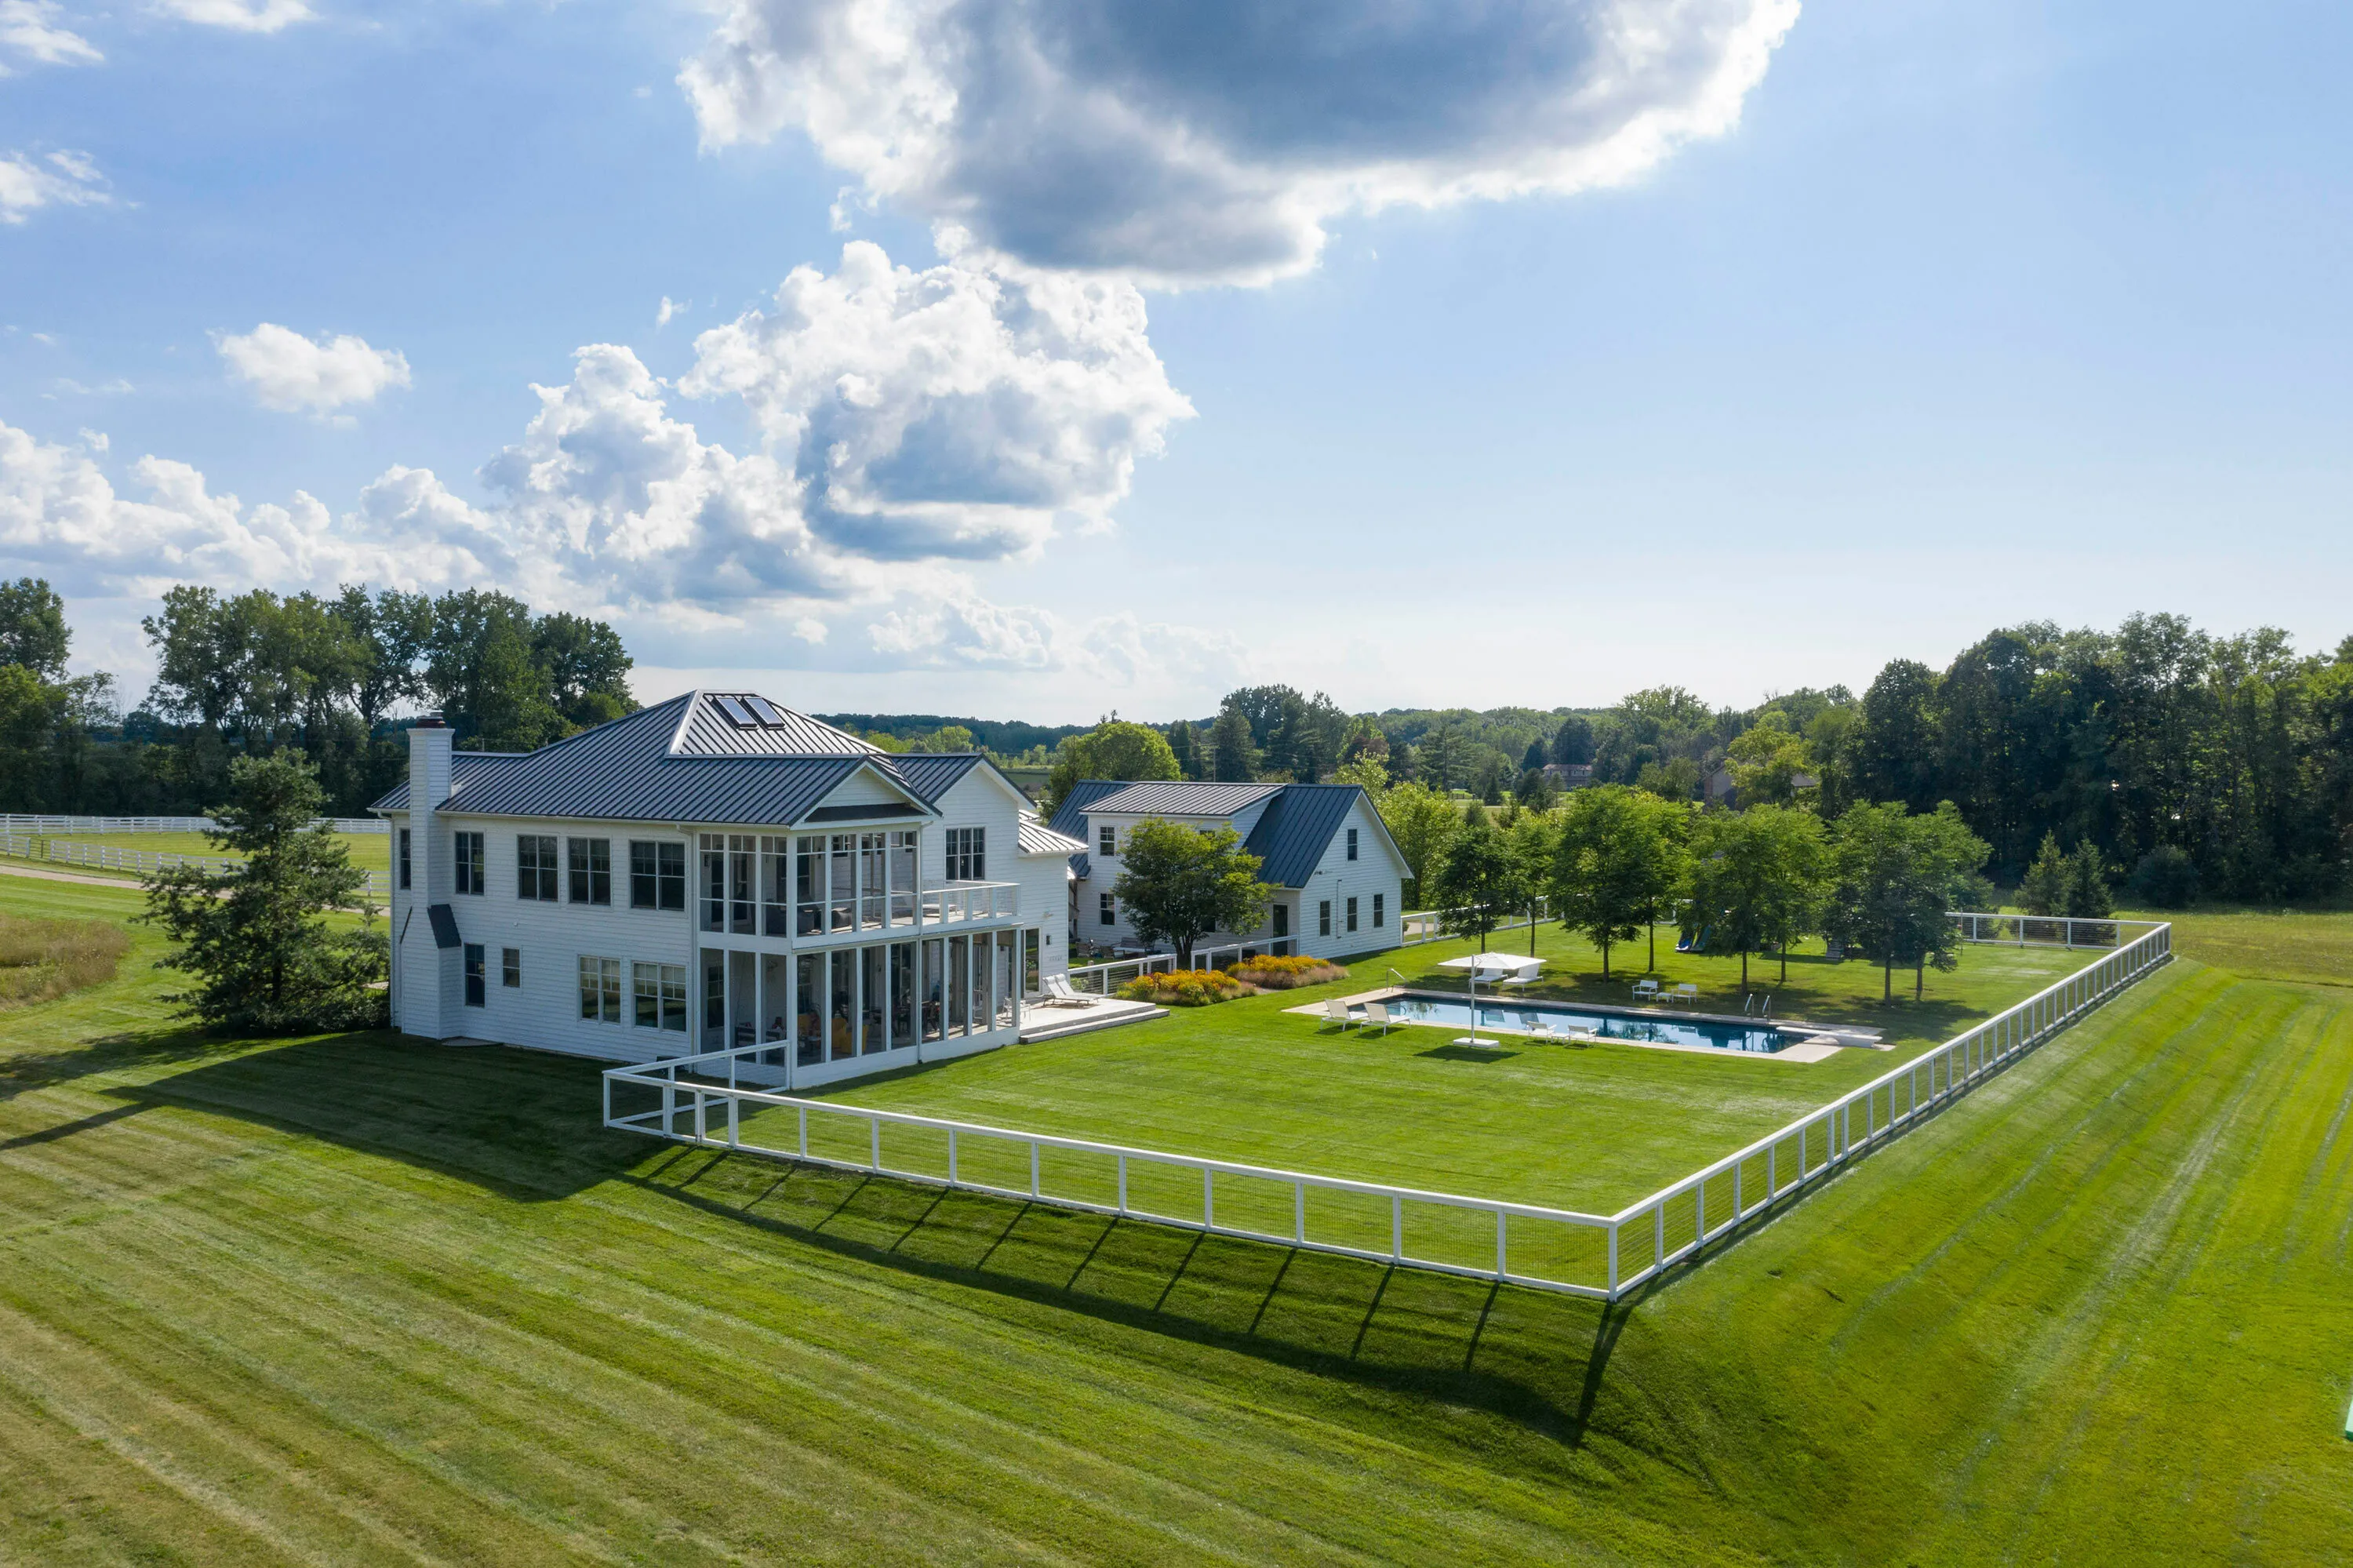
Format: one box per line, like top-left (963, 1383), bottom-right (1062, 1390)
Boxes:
top-left (1435, 953), bottom-right (1546, 1046)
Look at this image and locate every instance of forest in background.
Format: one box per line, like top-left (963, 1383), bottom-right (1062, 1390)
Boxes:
top-left (2, 577), bottom-right (2348, 901)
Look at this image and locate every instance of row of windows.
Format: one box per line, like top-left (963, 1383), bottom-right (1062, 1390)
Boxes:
top-left (460, 943), bottom-right (524, 1008)
top-left (402, 831), bottom-right (689, 911)
top-left (1316, 893), bottom-right (1384, 936)
top-left (577, 955), bottom-right (689, 1031)
top-left (1093, 820), bottom-right (1361, 864)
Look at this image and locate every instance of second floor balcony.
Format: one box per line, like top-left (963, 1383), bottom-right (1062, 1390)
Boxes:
top-left (698, 830), bottom-right (1019, 943)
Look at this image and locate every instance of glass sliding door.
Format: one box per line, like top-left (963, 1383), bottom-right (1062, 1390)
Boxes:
top-left (948, 935), bottom-right (969, 1037)
top-left (761, 954), bottom-right (789, 1050)
top-left (890, 943), bottom-right (915, 1049)
top-left (922, 940), bottom-right (944, 1042)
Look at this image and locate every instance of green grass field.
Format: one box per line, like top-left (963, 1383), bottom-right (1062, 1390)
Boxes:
top-left (0, 830), bottom-right (393, 886)
top-left (795, 924), bottom-right (2092, 1216)
top-left (2, 875), bottom-right (2349, 1563)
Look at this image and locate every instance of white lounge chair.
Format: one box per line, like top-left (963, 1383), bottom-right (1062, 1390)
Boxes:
top-left (1522, 1013), bottom-right (1555, 1039)
top-left (1042, 975), bottom-right (1099, 1008)
top-left (1631, 979), bottom-right (1661, 1002)
top-left (1361, 1000), bottom-right (1396, 1036)
top-left (1667, 983), bottom-right (1700, 1005)
top-left (1323, 997), bottom-right (1364, 1028)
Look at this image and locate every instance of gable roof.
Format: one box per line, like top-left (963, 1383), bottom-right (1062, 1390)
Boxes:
top-left (369, 691), bottom-right (989, 827)
top-left (1045, 778), bottom-right (1127, 840)
top-left (1084, 780), bottom-right (1283, 818)
top-left (1242, 784), bottom-right (1376, 887)
top-left (1017, 812), bottom-right (1087, 857)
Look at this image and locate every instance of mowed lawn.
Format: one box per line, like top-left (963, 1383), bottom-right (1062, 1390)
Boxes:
top-left (2, 876), bottom-right (2350, 1563)
top-left (804, 923), bottom-right (2093, 1215)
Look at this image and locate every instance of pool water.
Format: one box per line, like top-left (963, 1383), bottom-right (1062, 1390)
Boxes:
top-left (1388, 995), bottom-right (1794, 1054)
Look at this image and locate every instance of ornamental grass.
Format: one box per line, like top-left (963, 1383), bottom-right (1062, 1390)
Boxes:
top-left (1230, 954), bottom-right (1350, 989)
top-left (0, 911), bottom-right (131, 1008)
top-left (1117, 969), bottom-right (1257, 1007)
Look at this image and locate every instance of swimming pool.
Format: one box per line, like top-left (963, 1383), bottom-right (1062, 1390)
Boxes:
top-left (1387, 995), bottom-right (1795, 1054)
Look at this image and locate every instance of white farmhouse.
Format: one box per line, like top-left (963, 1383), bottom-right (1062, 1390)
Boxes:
top-left (376, 691), bottom-right (1078, 1088)
top-left (1049, 780), bottom-right (1408, 961)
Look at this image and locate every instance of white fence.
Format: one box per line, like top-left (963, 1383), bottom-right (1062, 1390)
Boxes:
top-left (0, 831), bottom-right (387, 896)
top-left (1064, 940), bottom-right (1270, 995)
top-left (1401, 897), bottom-right (1552, 946)
top-left (0, 813), bottom-right (387, 835)
top-left (1946, 911), bottom-right (2161, 950)
top-left (603, 915), bottom-right (2173, 1301)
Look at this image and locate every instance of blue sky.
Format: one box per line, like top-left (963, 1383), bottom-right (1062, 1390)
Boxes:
top-left (2, 0), bottom-right (2347, 723)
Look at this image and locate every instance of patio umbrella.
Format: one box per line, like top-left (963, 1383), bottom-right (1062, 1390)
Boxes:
top-left (1435, 953), bottom-right (1546, 1046)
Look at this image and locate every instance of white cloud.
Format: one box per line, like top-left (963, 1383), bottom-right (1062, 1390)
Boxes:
top-left (868, 591), bottom-right (1248, 684)
top-left (0, 2), bottom-right (100, 70)
top-left (680, 239), bottom-right (1190, 561)
top-left (214, 323), bottom-right (411, 416)
top-left (656, 295), bottom-right (685, 326)
top-left (0, 149), bottom-right (107, 224)
top-left (152, 0), bottom-right (311, 34)
top-left (681, 0), bottom-right (1800, 286)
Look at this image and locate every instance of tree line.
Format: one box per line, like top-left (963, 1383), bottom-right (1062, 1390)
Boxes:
top-left (0, 577), bottom-right (636, 820)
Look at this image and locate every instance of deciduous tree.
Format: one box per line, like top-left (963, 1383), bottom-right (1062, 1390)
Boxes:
top-left (1109, 818), bottom-right (1271, 968)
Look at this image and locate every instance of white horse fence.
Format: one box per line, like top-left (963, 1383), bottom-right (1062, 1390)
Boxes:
top-left (604, 916), bottom-right (2173, 1301)
top-left (0, 813), bottom-right (386, 835)
top-left (0, 831), bottom-right (387, 897)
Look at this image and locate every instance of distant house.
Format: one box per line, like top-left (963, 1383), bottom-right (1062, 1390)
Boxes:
top-left (1542, 762), bottom-right (1595, 789)
top-left (1704, 767), bottom-right (1818, 809)
top-left (373, 691), bottom-right (1075, 1090)
top-left (1049, 780), bottom-right (1409, 960)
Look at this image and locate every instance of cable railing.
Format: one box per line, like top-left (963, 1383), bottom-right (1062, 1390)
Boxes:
top-left (602, 915), bottom-right (2173, 1301)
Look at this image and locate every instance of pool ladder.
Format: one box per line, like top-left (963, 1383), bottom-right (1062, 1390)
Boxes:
top-left (1743, 993), bottom-right (1773, 1019)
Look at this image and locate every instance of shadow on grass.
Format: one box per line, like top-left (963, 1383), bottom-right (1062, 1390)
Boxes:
top-left (627, 1145), bottom-right (1636, 1451)
top-left (0, 1019), bottom-right (242, 1104)
top-left (1416, 1043), bottom-right (1522, 1063)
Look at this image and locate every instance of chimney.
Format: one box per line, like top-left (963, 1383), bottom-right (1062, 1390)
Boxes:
top-left (400, 716), bottom-right (457, 1039)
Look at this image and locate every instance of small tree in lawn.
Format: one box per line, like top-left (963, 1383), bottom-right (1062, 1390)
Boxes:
top-left (144, 753), bottom-right (387, 1033)
top-left (1506, 808), bottom-right (1560, 955)
top-left (1429, 817), bottom-right (1530, 955)
top-left (1378, 780), bottom-right (1460, 907)
top-left (1109, 817), bottom-right (1271, 970)
top-left (2020, 832), bottom-right (2071, 915)
top-left (1688, 805), bottom-right (1827, 990)
top-left (1552, 784), bottom-right (1684, 979)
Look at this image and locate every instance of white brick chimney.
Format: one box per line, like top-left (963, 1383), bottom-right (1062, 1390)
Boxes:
top-left (398, 717), bottom-right (456, 1039)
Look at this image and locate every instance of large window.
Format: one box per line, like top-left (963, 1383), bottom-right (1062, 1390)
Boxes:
top-left (518, 835), bottom-right (558, 901)
top-left (1097, 824), bottom-right (1115, 858)
top-left (463, 944), bottom-right (486, 1006)
top-left (632, 962), bottom-right (687, 1031)
top-left (579, 956), bottom-right (621, 1023)
top-left (398, 828), bottom-right (411, 890)
top-left (501, 947), bottom-right (521, 988)
top-left (700, 833), bottom-right (755, 933)
top-left (453, 831), bottom-right (486, 895)
top-left (568, 838), bottom-right (611, 905)
top-left (947, 826), bottom-right (986, 882)
top-left (795, 835), bottom-right (825, 935)
top-left (629, 841), bottom-right (686, 910)
top-left (1100, 892), bottom-right (1115, 926)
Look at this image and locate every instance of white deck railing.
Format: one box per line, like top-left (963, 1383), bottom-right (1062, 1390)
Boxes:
top-left (1946, 911), bottom-right (2162, 950)
top-left (0, 831), bottom-right (387, 896)
top-left (602, 915), bottom-right (2172, 1301)
top-left (918, 879), bottom-right (1019, 925)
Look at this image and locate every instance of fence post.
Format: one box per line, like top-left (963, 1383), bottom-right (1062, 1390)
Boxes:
top-left (1295, 1181), bottom-right (1306, 1243)
top-left (871, 1118), bottom-right (882, 1171)
top-left (1607, 1224), bottom-right (1619, 1296)
top-left (798, 1104), bottom-right (808, 1158)
top-left (1392, 1194), bottom-right (1403, 1261)
top-left (1032, 1142), bottom-right (1042, 1198)
top-left (1117, 1154), bottom-right (1127, 1213)
top-left (948, 1128), bottom-right (958, 1184)
top-left (1496, 1209), bottom-right (1507, 1276)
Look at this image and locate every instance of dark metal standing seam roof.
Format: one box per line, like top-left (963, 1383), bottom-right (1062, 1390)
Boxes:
top-left (1082, 780), bottom-right (1283, 817)
top-left (365, 692), bottom-right (987, 827)
top-left (673, 694), bottom-right (883, 757)
top-left (1045, 778), bottom-right (1127, 841)
top-left (1017, 814), bottom-right (1087, 856)
top-left (1242, 784), bottom-right (1371, 888)
top-left (370, 751), bottom-right (529, 812)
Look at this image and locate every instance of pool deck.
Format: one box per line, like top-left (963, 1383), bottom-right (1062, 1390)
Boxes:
top-left (1286, 987), bottom-right (1874, 1065)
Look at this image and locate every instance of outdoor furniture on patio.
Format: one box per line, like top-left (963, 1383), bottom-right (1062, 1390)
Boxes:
top-left (1631, 978), bottom-right (1662, 1002)
top-left (1668, 983), bottom-right (1700, 1005)
top-left (1042, 975), bottom-right (1099, 1008)
top-left (1323, 998), bottom-right (1362, 1028)
top-left (1361, 1001), bottom-right (1396, 1035)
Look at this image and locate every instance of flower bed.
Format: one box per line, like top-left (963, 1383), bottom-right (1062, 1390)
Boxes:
top-left (1117, 969), bottom-right (1257, 1007)
top-left (1229, 954), bottom-right (1349, 990)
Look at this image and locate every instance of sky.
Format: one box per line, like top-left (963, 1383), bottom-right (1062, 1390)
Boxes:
top-left (1, 0), bottom-right (2347, 726)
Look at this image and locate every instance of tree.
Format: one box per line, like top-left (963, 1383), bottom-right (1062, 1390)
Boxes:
top-left (1429, 818), bottom-right (1529, 952)
top-left (532, 610), bottom-right (636, 729)
top-left (1109, 818), bottom-right (1271, 968)
top-left (1725, 711), bottom-right (1814, 807)
top-left (143, 754), bottom-right (387, 1032)
top-left (1207, 704), bottom-right (1258, 782)
top-left (1636, 757), bottom-right (1700, 802)
top-left (1506, 807), bottom-right (1560, 955)
top-left (2066, 841), bottom-right (2114, 917)
top-left (0, 577), bottom-right (70, 679)
top-left (1827, 801), bottom-right (1991, 1001)
top-left (1379, 780), bottom-right (1458, 904)
top-left (1688, 806), bottom-right (1828, 988)
top-left (1513, 766), bottom-right (1556, 811)
top-left (1331, 753), bottom-right (1390, 802)
top-left (2020, 832), bottom-right (2071, 916)
top-left (1166, 719), bottom-right (1203, 779)
top-left (1551, 715), bottom-right (1595, 766)
top-left (1553, 784), bottom-right (1686, 979)
top-left (1042, 720), bottom-right (1182, 815)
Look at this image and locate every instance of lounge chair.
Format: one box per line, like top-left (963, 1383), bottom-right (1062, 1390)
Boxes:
top-left (1042, 975), bottom-right (1098, 1008)
top-left (1323, 997), bottom-right (1363, 1028)
top-left (1522, 1014), bottom-right (1555, 1040)
top-left (1668, 983), bottom-right (1700, 1005)
top-left (1361, 1000), bottom-right (1396, 1036)
top-left (1631, 979), bottom-right (1661, 1002)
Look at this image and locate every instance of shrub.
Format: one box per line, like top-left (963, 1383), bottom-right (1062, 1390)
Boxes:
top-left (1230, 954), bottom-right (1349, 989)
top-left (0, 911), bottom-right (130, 1008)
top-left (2129, 846), bottom-right (2201, 909)
top-left (1117, 968), bottom-right (1255, 1007)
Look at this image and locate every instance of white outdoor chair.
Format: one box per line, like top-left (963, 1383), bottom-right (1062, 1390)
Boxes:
top-left (1668, 983), bottom-right (1700, 1006)
top-left (1323, 997), bottom-right (1363, 1028)
top-left (1631, 979), bottom-right (1661, 1002)
top-left (1042, 975), bottom-right (1099, 1008)
top-left (1522, 1014), bottom-right (1555, 1039)
top-left (1360, 1000), bottom-right (1396, 1036)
